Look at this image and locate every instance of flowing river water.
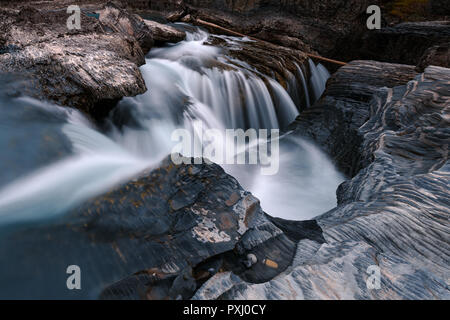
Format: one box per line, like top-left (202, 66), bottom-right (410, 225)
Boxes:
top-left (0, 25), bottom-right (344, 226)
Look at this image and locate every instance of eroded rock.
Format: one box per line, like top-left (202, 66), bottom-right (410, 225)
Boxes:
top-left (196, 64), bottom-right (450, 300)
top-left (359, 21), bottom-right (450, 66)
top-left (0, 156), bottom-right (324, 299)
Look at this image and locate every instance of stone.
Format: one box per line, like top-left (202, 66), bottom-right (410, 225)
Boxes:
top-left (144, 20), bottom-right (186, 44)
top-left (0, 4), bottom-right (149, 120)
top-left (195, 63), bottom-right (450, 300)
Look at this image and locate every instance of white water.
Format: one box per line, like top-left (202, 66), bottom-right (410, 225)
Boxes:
top-left (0, 98), bottom-right (150, 225)
top-left (309, 59), bottom-right (331, 102)
top-left (0, 25), bottom-right (343, 225)
top-left (108, 26), bottom-right (344, 220)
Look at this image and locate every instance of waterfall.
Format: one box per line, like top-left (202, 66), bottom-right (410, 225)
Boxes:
top-left (0, 25), bottom-right (344, 225)
top-left (309, 59), bottom-right (331, 102)
top-left (107, 27), bottom-right (344, 220)
top-left (296, 63), bottom-right (311, 109)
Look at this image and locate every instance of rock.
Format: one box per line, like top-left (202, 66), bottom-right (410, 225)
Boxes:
top-left (143, 0), bottom-right (374, 60)
top-left (194, 63), bottom-right (449, 300)
top-left (0, 156), bottom-right (325, 299)
top-left (0, 5), bottom-right (149, 120)
top-left (143, 1), bottom-right (450, 65)
top-left (417, 42), bottom-right (450, 72)
top-left (430, 0), bottom-right (450, 15)
top-left (144, 0), bottom-right (187, 21)
top-left (144, 20), bottom-right (186, 44)
top-left (99, 1), bottom-right (154, 54)
top-left (289, 60), bottom-right (418, 176)
top-left (358, 21), bottom-right (450, 66)
top-left (206, 34), bottom-right (309, 87)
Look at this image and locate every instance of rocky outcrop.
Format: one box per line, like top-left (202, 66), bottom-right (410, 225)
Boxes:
top-left (206, 34), bottom-right (309, 87)
top-left (99, 2), bottom-right (154, 53)
top-left (289, 60), bottom-right (418, 176)
top-left (139, 1), bottom-right (450, 67)
top-left (194, 63), bottom-right (450, 299)
top-left (358, 21), bottom-right (450, 66)
top-left (185, 2), bottom-right (370, 59)
top-left (0, 156), bottom-right (324, 299)
top-left (0, 4), bottom-right (151, 120)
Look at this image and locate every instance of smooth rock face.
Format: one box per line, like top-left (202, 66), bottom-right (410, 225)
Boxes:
top-left (194, 64), bottom-right (450, 300)
top-left (290, 60), bottom-right (418, 176)
top-left (0, 4), bottom-right (149, 119)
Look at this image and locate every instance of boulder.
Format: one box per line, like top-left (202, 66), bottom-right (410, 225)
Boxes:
top-left (0, 156), bottom-right (324, 299)
top-left (0, 5), bottom-right (150, 120)
top-left (144, 20), bottom-right (186, 44)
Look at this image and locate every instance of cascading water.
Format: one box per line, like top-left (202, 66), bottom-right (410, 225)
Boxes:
top-left (106, 25), bottom-right (343, 220)
top-left (309, 59), bottom-right (331, 102)
top-left (0, 24), bottom-right (343, 226)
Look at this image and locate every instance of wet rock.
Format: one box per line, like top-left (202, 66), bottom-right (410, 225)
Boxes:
top-left (0, 5), bottom-right (149, 119)
top-left (207, 34), bottom-right (308, 86)
top-left (0, 156), bottom-right (324, 299)
top-left (144, 1), bottom-right (450, 65)
top-left (144, 20), bottom-right (186, 45)
top-left (195, 64), bottom-right (449, 299)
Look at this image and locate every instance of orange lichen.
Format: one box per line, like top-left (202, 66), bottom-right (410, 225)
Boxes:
top-left (388, 0), bottom-right (430, 20)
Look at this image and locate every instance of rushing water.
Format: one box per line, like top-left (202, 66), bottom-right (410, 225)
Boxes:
top-left (0, 25), bottom-right (344, 225)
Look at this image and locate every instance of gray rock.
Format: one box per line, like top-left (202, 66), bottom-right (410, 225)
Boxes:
top-left (0, 4), bottom-right (150, 119)
top-left (0, 156), bottom-right (324, 299)
top-left (359, 21), bottom-right (450, 66)
top-left (417, 42), bottom-right (450, 72)
top-left (144, 20), bottom-right (186, 44)
top-left (195, 64), bottom-right (450, 300)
